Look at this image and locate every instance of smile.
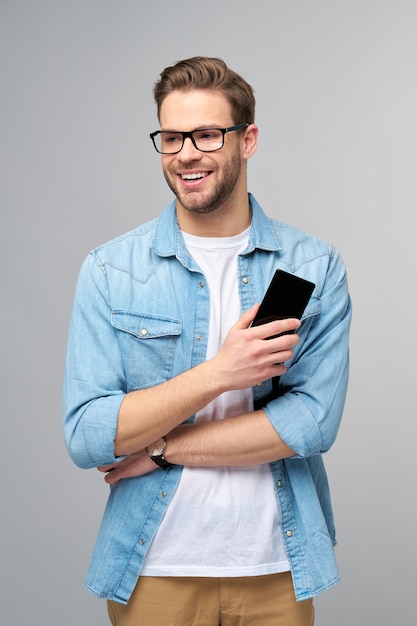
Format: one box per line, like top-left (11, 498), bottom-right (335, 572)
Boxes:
top-left (180, 172), bottom-right (210, 181)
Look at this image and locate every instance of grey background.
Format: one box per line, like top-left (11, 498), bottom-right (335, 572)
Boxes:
top-left (1, 1), bottom-right (416, 624)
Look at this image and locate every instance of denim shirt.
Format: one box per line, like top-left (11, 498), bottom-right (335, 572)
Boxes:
top-left (63, 194), bottom-right (351, 603)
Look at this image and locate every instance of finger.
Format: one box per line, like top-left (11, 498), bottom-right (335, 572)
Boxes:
top-left (253, 317), bottom-right (301, 340)
top-left (268, 338), bottom-right (299, 362)
top-left (97, 464), bottom-right (117, 473)
top-left (104, 470), bottom-right (121, 485)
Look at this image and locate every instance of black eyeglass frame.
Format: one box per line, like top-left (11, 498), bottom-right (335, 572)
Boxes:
top-left (150, 123), bottom-right (250, 154)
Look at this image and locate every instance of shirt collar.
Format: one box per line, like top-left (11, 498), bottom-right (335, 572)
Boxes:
top-left (152, 193), bottom-right (282, 261)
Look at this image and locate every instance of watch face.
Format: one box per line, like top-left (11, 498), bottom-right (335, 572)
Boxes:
top-left (150, 439), bottom-right (165, 457)
top-left (146, 437), bottom-right (170, 468)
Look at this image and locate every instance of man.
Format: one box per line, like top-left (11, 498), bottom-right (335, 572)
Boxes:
top-left (63, 56), bottom-right (351, 626)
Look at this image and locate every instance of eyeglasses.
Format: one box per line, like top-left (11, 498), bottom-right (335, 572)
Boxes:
top-left (150, 123), bottom-right (249, 154)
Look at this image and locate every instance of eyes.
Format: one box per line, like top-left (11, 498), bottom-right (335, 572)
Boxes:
top-left (161, 129), bottom-right (223, 149)
top-left (196, 130), bottom-right (222, 142)
top-left (164, 133), bottom-right (182, 145)
top-left (151, 124), bottom-right (248, 154)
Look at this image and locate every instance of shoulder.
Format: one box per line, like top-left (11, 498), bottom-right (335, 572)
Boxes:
top-left (250, 193), bottom-right (336, 265)
top-left (271, 218), bottom-right (336, 260)
top-left (91, 217), bottom-right (158, 264)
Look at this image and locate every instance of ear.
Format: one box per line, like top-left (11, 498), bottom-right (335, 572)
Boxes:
top-left (242, 124), bottom-right (258, 160)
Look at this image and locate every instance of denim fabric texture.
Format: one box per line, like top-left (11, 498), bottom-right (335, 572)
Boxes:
top-left (63, 194), bottom-right (351, 603)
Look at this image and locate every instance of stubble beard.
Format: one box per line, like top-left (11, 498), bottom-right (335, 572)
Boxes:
top-left (163, 153), bottom-right (242, 215)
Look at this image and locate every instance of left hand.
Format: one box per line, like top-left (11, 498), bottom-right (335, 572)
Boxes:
top-left (97, 449), bottom-right (157, 484)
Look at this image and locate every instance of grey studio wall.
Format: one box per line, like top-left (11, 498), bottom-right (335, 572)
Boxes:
top-left (1, 1), bottom-right (416, 625)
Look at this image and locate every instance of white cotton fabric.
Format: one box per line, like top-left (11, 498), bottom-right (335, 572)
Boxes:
top-left (141, 228), bottom-right (289, 576)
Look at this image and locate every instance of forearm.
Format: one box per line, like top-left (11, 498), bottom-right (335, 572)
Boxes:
top-left (164, 410), bottom-right (295, 467)
top-left (115, 359), bottom-right (225, 456)
top-left (99, 408), bottom-right (295, 484)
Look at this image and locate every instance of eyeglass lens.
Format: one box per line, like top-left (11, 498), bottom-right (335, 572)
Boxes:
top-left (155, 129), bottom-right (224, 154)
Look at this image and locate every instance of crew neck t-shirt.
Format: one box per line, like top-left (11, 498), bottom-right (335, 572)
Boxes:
top-left (141, 228), bottom-right (289, 577)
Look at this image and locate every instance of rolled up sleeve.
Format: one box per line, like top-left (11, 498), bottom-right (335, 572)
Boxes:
top-left (63, 252), bottom-right (126, 469)
top-left (264, 248), bottom-right (352, 457)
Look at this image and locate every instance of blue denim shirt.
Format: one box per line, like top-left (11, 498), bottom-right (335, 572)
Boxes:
top-left (63, 194), bottom-right (351, 603)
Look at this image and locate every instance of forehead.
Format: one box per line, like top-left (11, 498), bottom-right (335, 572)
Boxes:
top-left (159, 89), bottom-right (234, 130)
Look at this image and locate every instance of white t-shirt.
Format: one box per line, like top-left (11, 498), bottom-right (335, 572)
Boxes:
top-left (141, 228), bottom-right (289, 577)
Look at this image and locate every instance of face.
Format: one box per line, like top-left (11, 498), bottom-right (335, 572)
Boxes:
top-left (159, 90), bottom-right (250, 217)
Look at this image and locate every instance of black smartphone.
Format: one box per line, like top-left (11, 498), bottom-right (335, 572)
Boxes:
top-left (252, 269), bottom-right (315, 336)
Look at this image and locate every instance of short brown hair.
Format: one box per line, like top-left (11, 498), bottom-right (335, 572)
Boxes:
top-left (153, 56), bottom-right (255, 125)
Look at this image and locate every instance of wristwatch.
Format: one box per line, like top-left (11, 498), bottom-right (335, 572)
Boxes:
top-left (145, 437), bottom-right (171, 468)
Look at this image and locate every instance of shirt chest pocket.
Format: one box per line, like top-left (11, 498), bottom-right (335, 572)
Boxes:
top-left (111, 311), bottom-right (182, 390)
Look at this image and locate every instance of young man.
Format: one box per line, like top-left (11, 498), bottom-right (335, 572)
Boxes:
top-left (63, 57), bottom-right (351, 626)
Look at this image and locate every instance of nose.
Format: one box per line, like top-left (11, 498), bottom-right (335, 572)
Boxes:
top-left (178, 136), bottom-right (202, 162)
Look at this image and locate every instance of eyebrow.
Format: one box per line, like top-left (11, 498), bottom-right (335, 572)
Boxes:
top-left (160, 125), bottom-right (224, 132)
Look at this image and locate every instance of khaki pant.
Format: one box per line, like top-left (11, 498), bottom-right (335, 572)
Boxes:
top-left (107, 572), bottom-right (315, 626)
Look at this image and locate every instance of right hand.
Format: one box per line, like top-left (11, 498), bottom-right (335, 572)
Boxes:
top-left (210, 304), bottom-right (300, 391)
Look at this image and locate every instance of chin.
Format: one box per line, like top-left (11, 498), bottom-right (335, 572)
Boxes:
top-left (181, 199), bottom-right (223, 215)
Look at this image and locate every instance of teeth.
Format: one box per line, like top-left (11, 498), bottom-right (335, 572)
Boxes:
top-left (181, 172), bottom-right (208, 180)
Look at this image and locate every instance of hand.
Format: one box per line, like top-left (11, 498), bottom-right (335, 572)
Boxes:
top-left (210, 304), bottom-right (300, 391)
top-left (97, 449), bottom-right (157, 484)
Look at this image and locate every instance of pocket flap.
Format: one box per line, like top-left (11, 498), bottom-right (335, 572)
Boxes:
top-left (302, 295), bottom-right (321, 320)
top-left (111, 311), bottom-right (182, 339)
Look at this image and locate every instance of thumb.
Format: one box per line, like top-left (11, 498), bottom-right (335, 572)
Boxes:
top-left (234, 303), bottom-right (260, 330)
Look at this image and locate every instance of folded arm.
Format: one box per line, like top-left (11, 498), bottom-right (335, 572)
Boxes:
top-left (99, 409), bottom-right (295, 484)
top-left (114, 309), bottom-right (300, 457)
top-left (64, 252), bottom-right (300, 469)
top-left (99, 250), bottom-right (351, 484)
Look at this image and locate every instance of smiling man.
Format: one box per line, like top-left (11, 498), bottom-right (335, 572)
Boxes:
top-left (63, 57), bottom-right (351, 626)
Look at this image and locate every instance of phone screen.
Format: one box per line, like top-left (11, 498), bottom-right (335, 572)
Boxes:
top-left (252, 270), bottom-right (315, 329)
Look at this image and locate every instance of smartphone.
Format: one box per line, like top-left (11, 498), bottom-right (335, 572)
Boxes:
top-left (252, 269), bottom-right (315, 337)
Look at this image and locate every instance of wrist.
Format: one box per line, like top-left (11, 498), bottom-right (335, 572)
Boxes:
top-left (145, 436), bottom-right (172, 469)
top-left (201, 357), bottom-right (230, 395)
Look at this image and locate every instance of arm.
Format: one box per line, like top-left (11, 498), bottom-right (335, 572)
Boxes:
top-left (164, 252), bottom-right (351, 464)
top-left (99, 409), bottom-right (295, 484)
top-left (165, 411), bottom-right (295, 466)
top-left (114, 311), bottom-right (300, 456)
top-left (64, 251), bottom-right (300, 468)
top-left (99, 248), bottom-right (351, 483)
top-left (165, 252), bottom-right (351, 463)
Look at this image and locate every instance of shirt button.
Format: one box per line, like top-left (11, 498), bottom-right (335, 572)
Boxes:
top-left (139, 538), bottom-right (146, 545)
top-left (140, 329), bottom-right (148, 337)
top-left (277, 480), bottom-right (282, 487)
top-left (160, 491), bottom-right (167, 498)
top-left (286, 530), bottom-right (293, 538)
top-left (199, 281), bottom-right (205, 288)
top-left (196, 335), bottom-right (202, 341)
top-left (242, 276), bottom-right (249, 284)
